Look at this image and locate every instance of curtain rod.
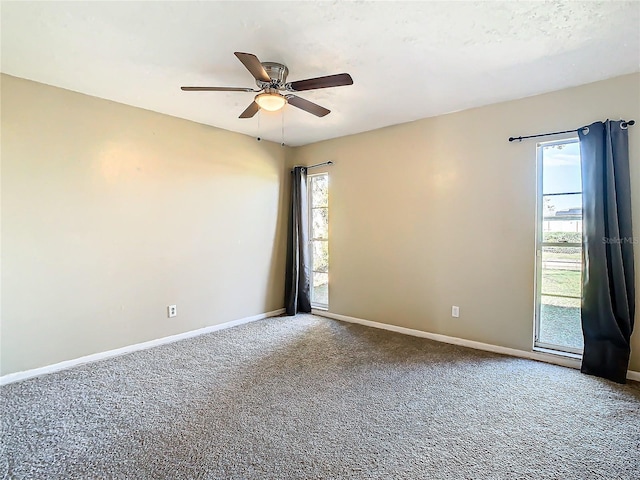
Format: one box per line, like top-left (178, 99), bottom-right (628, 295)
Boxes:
top-left (291, 161), bottom-right (334, 172)
top-left (508, 120), bottom-right (635, 143)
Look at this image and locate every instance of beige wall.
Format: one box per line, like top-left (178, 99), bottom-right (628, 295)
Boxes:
top-left (1, 75), bottom-right (288, 375)
top-left (3, 72), bottom-right (639, 377)
top-left (291, 73), bottom-right (640, 372)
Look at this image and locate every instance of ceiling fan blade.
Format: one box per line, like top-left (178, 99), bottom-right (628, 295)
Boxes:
top-left (234, 52), bottom-right (271, 83)
top-left (286, 95), bottom-right (330, 117)
top-left (239, 101), bottom-right (260, 119)
top-left (288, 73), bottom-right (353, 92)
top-left (181, 86), bottom-right (258, 92)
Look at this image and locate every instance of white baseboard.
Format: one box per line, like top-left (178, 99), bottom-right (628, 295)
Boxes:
top-left (313, 309), bottom-right (640, 382)
top-left (0, 308), bottom-right (285, 386)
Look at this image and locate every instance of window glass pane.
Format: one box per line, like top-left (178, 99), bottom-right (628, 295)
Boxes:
top-left (311, 175), bottom-right (328, 207)
top-left (312, 208), bottom-right (328, 240)
top-left (312, 272), bottom-right (328, 305)
top-left (309, 173), bottom-right (328, 308)
top-left (538, 246), bottom-right (583, 350)
top-left (312, 240), bottom-right (328, 273)
top-left (541, 246), bottom-right (582, 297)
top-left (542, 142), bottom-right (582, 194)
top-left (538, 295), bottom-right (583, 350)
top-left (542, 193), bottom-right (582, 242)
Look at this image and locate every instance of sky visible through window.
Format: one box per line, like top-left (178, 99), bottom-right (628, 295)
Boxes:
top-left (542, 141), bottom-right (581, 212)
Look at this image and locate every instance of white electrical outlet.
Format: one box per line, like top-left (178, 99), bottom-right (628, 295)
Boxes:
top-left (168, 305), bottom-right (177, 318)
top-left (451, 306), bottom-right (460, 318)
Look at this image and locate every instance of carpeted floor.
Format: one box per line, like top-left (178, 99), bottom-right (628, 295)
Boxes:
top-left (1, 314), bottom-right (639, 479)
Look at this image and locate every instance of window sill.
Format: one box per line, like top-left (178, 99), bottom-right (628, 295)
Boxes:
top-left (533, 346), bottom-right (582, 360)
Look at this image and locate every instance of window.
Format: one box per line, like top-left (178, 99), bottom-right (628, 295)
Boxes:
top-left (308, 173), bottom-right (329, 308)
top-left (534, 139), bottom-right (583, 356)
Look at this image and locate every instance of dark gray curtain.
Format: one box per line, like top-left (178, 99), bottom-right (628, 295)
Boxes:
top-left (579, 120), bottom-right (635, 384)
top-left (285, 167), bottom-right (311, 315)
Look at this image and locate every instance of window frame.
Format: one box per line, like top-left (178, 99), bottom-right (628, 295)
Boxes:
top-left (308, 173), bottom-right (329, 309)
top-left (533, 136), bottom-right (584, 357)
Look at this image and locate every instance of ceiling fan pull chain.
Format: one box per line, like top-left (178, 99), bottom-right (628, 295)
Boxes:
top-left (281, 108), bottom-right (285, 147)
top-left (257, 110), bottom-right (261, 141)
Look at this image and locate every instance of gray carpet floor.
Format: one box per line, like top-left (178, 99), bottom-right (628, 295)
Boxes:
top-left (1, 314), bottom-right (639, 479)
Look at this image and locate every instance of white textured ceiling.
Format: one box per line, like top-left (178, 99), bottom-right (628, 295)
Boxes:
top-left (2, 1), bottom-right (639, 146)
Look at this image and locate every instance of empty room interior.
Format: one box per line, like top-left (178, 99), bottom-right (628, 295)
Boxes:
top-left (1, 1), bottom-right (639, 479)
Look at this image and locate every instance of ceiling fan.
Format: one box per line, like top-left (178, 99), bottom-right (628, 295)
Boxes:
top-left (181, 52), bottom-right (353, 118)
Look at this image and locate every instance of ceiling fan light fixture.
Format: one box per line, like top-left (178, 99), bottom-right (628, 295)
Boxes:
top-left (255, 92), bottom-right (286, 112)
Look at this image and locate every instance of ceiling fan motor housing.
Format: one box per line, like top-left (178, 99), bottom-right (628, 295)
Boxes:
top-left (258, 62), bottom-right (289, 89)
